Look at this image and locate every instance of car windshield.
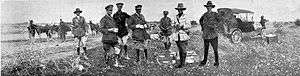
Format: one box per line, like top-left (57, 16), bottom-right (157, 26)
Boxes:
top-left (235, 13), bottom-right (254, 22)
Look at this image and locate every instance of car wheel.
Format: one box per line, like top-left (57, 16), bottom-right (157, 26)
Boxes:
top-left (230, 29), bottom-right (242, 44)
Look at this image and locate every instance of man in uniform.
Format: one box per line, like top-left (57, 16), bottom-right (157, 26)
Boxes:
top-left (27, 20), bottom-right (37, 44)
top-left (113, 3), bottom-right (132, 59)
top-left (59, 19), bottom-right (68, 42)
top-left (159, 11), bottom-right (172, 50)
top-left (260, 16), bottom-right (268, 29)
top-left (72, 8), bottom-right (90, 59)
top-left (171, 3), bottom-right (192, 68)
top-left (127, 5), bottom-right (150, 63)
top-left (199, 1), bottom-right (219, 67)
top-left (100, 5), bottom-right (124, 67)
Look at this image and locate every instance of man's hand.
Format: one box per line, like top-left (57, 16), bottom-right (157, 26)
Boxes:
top-left (136, 24), bottom-right (143, 28)
top-left (136, 24), bottom-right (147, 29)
top-left (108, 28), bottom-right (118, 32)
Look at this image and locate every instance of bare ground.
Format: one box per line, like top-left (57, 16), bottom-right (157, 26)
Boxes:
top-left (1, 24), bottom-right (300, 75)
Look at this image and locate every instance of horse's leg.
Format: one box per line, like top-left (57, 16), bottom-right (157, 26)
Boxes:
top-left (93, 30), bottom-right (96, 36)
top-left (46, 31), bottom-right (52, 41)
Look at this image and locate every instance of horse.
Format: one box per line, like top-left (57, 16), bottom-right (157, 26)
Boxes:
top-left (88, 23), bottom-right (100, 35)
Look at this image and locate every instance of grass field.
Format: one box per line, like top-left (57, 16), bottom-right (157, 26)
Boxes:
top-left (1, 23), bottom-right (300, 75)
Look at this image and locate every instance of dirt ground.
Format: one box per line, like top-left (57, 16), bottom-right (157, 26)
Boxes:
top-left (1, 23), bottom-right (300, 75)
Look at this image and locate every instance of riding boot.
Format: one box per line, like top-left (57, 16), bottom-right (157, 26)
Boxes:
top-left (164, 42), bottom-right (168, 50)
top-left (104, 49), bottom-right (109, 65)
top-left (136, 49), bottom-right (140, 62)
top-left (144, 49), bottom-right (148, 59)
top-left (175, 52), bottom-right (184, 68)
top-left (83, 47), bottom-right (87, 54)
top-left (181, 53), bottom-right (187, 67)
top-left (214, 51), bottom-right (219, 67)
top-left (77, 47), bottom-right (80, 55)
top-left (104, 54), bottom-right (109, 65)
top-left (124, 45), bottom-right (130, 59)
top-left (166, 42), bottom-right (171, 50)
top-left (124, 45), bottom-right (128, 55)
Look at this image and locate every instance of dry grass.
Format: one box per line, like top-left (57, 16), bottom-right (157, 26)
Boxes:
top-left (1, 23), bottom-right (300, 75)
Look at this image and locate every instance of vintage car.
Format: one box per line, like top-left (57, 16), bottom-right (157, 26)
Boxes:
top-left (217, 8), bottom-right (262, 43)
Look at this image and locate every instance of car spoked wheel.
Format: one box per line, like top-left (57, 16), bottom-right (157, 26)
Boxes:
top-left (230, 30), bottom-right (242, 44)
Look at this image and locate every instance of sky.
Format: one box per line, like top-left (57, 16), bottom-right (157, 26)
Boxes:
top-left (1, 0), bottom-right (300, 24)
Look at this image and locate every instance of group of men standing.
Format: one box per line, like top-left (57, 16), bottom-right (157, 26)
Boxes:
top-left (67, 1), bottom-right (220, 68)
top-left (99, 3), bottom-right (151, 67)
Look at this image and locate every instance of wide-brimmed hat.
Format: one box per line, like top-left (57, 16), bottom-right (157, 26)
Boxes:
top-left (73, 8), bottom-right (82, 13)
top-left (204, 1), bottom-right (215, 8)
top-left (175, 3), bottom-right (186, 10)
top-left (135, 5), bottom-right (142, 10)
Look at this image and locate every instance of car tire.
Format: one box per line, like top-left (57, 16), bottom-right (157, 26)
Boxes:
top-left (230, 29), bottom-right (242, 44)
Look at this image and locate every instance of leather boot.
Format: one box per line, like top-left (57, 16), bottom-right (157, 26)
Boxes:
top-left (144, 49), bottom-right (148, 59)
top-left (77, 47), bottom-right (80, 55)
top-left (164, 42), bottom-right (168, 50)
top-left (124, 45), bottom-right (130, 59)
top-left (214, 52), bottom-right (219, 67)
top-left (181, 53), bottom-right (187, 67)
top-left (83, 47), bottom-right (87, 54)
top-left (175, 52), bottom-right (184, 68)
top-left (136, 49), bottom-right (140, 62)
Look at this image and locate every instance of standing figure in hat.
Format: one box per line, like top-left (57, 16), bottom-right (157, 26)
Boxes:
top-left (260, 16), bottom-right (268, 29)
top-left (170, 3), bottom-right (192, 68)
top-left (72, 8), bottom-right (90, 58)
top-left (127, 5), bottom-right (150, 63)
top-left (113, 3), bottom-right (132, 60)
top-left (199, 1), bottom-right (220, 67)
top-left (27, 20), bottom-right (37, 44)
top-left (159, 11), bottom-right (172, 50)
top-left (59, 19), bottom-right (68, 42)
top-left (100, 5), bottom-right (124, 67)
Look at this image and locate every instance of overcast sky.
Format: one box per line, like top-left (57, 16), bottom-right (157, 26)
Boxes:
top-left (1, 0), bottom-right (300, 24)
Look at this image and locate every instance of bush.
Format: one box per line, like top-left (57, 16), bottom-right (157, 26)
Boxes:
top-left (295, 19), bottom-right (300, 26)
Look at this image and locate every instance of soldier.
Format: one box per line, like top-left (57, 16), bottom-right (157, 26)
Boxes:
top-left (72, 8), bottom-right (90, 59)
top-left (100, 5), bottom-right (124, 67)
top-left (199, 1), bottom-right (219, 67)
top-left (59, 19), bottom-right (67, 42)
top-left (113, 3), bottom-right (131, 59)
top-left (127, 5), bottom-right (150, 63)
top-left (171, 3), bottom-right (192, 68)
top-left (258, 15), bottom-right (268, 36)
top-left (159, 11), bottom-right (172, 50)
top-left (260, 16), bottom-right (268, 29)
top-left (27, 20), bottom-right (37, 44)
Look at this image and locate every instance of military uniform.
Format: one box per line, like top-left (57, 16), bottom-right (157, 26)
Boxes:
top-left (72, 8), bottom-right (89, 56)
top-left (260, 17), bottom-right (267, 29)
top-left (199, 1), bottom-right (220, 67)
top-left (171, 13), bottom-right (192, 68)
top-left (100, 14), bottom-right (119, 64)
top-left (160, 16), bottom-right (173, 36)
top-left (199, 12), bottom-right (219, 39)
top-left (113, 10), bottom-right (131, 59)
top-left (59, 21), bottom-right (69, 41)
top-left (128, 12), bottom-right (150, 62)
top-left (113, 11), bottom-right (131, 37)
top-left (159, 16), bottom-right (172, 50)
top-left (27, 23), bottom-right (37, 37)
top-left (72, 16), bottom-right (89, 38)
